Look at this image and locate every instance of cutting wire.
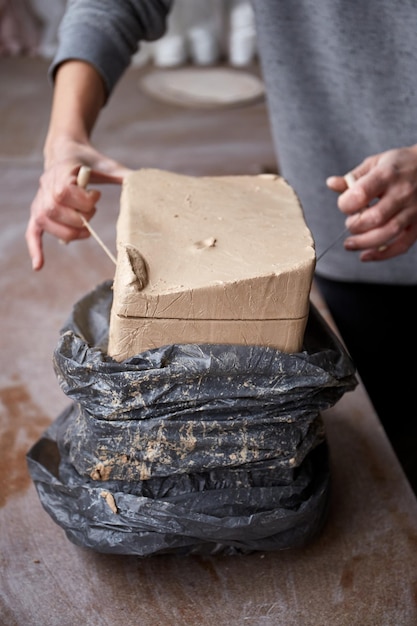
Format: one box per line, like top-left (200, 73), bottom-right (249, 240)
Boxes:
top-left (76, 166), bottom-right (117, 265)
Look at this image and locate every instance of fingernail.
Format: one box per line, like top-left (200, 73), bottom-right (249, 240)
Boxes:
top-left (344, 239), bottom-right (356, 250)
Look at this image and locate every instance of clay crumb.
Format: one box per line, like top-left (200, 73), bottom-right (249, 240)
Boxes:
top-left (100, 490), bottom-right (118, 514)
top-left (192, 237), bottom-right (217, 250)
top-left (258, 173), bottom-right (278, 180)
top-left (125, 244), bottom-right (149, 290)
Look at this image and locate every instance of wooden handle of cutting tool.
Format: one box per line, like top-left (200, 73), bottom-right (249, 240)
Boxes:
top-left (344, 172), bottom-right (356, 189)
top-left (76, 166), bottom-right (117, 265)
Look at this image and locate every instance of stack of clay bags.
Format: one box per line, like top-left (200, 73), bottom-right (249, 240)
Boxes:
top-left (27, 169), bottom-right (357, 556)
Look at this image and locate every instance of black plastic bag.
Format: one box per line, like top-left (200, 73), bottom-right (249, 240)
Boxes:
top-left (27, 281), bottom-right (357, 556)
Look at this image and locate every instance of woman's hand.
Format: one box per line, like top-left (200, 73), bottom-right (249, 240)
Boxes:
top-left (326, 145), bottom-right (417, 261)
top-left (26, 140), bottom-right (132, 270)
top-left (26, 60), bottom-right (134, 270)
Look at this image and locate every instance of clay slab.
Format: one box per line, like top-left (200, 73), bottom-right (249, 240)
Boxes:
top-left (108, 169), bottom-right (316, 360)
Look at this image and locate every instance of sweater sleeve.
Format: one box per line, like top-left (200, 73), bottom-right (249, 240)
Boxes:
top-left (49, 0), bottom-right (173, 97)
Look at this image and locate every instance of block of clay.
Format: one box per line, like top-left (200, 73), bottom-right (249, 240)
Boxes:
top-left (108, 169), bottom-right (316, 360)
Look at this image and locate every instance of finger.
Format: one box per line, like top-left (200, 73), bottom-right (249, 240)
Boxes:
top-left (42, 196), bottom-right (97, 230)
top-left (55, 224), bottom-right (92, 243)
top-left (35, 214), bottom-right (92, 244)
top-left (25, 218), bottom-right (44, 271)
top-left (44, 165), bottom-right (99, 212)
top-left (359, 223), bottom-right (417, 261)
top-left (344, 153), bottom-right (386, 187)
top-left (32, 194), bottom-right (94, 243)
top-left (344, 195), bottom-right (392, 233)
top-left (346, 189), bottom-right (417, 235)
top-left (344, 222), bottom-right (394, 252)
top-left (328, 167), bottom-right (370, 215)
top-left (345, 204), bottom-right (417, 251)
top-left (58, 183), bottom-right (101, 216)
top-left (72, 188), bottom-right (101, 219)
top-left (43, 175), bottom-right (99, 225)
top-left (326, 175), bottom-right (348, 193)
top-left (336, 158), bottom-right (393, 215)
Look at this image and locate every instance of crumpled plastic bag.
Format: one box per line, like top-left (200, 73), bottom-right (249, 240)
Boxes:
top-left (27, 281), bottom-right (357, 556)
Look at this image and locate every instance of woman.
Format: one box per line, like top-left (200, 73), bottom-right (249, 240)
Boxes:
top-left (26, 0), bottom-right (417, 490)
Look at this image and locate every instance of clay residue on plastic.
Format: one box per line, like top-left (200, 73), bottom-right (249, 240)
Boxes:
top-left (100, 490), bottom-right (118, 514)
top-left (90, 461), bottom-right (112, 481)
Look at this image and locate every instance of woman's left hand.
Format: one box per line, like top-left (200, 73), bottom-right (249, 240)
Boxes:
top-left (327, 145), bottom-right (417, 261)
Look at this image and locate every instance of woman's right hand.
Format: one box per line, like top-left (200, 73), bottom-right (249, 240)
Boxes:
top-left (26, 140), bottom-right (132, 270)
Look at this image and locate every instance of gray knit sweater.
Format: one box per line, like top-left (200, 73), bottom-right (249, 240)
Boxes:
top-left (51, 0), bottom-right (417, 284)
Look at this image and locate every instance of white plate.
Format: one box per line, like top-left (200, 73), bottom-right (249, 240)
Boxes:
top-left (139, 67), bottom-right (265, 109)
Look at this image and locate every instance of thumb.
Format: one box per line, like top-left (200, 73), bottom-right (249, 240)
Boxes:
top-left (326, 175), bottom-right (348, 193)
top-left (88, 164), bottom-right (134, 186)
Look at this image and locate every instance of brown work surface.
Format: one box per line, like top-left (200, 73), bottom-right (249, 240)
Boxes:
top-left (1, 57), bottom-right (417, 626)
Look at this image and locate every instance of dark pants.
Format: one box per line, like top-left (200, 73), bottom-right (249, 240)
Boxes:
top-left (315, 274), bottom-right (417, 492)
